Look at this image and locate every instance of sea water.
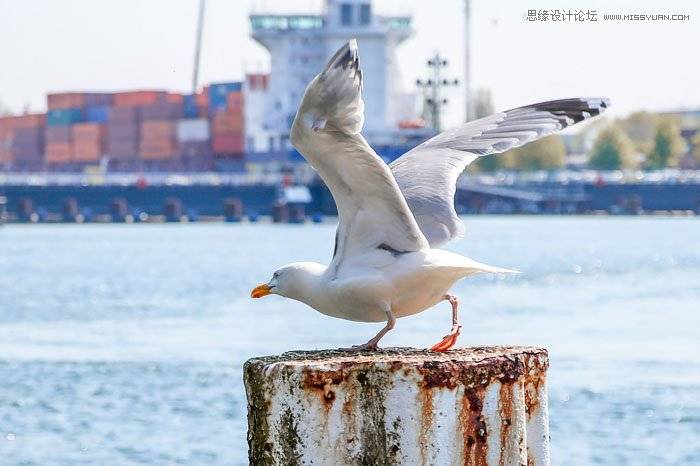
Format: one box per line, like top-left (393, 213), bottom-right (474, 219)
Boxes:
top-left (0, 217), bottom-right (698, 465)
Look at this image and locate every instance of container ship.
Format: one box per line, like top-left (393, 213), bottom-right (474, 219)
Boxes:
top-left (0, 0), bottom-right (431, 175)
top-left (1, 0), bottom-right (698, 221)
top-left (0, 80), bottom-right (253, 173)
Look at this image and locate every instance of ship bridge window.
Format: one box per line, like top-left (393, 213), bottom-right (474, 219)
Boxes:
top-left (340, 3), bottom-right (353, 26)
top-left (360, 4), bottom-right (371, 25)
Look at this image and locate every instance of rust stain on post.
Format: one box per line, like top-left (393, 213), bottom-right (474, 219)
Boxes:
top-left (244, 346), bottom-right (550, 466)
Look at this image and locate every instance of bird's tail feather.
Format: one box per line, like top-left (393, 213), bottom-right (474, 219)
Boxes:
top-left (464, 260), bottom-right (521, 275)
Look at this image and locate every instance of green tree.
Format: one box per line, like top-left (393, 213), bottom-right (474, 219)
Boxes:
top-left (691, 131), bottom-right (700, 165)
top-left (471, 153), bottom-right (503, 172)
top-left (617, 111), bottom-right (659, 153)
top-left (588, 125), bottom-right (635, 169)
top-left (502, 135), bottom-right (566, 171)
top-left (472, 88), bottom-right (494, 119)
top-left (646, 119), bottom-right (685, 169)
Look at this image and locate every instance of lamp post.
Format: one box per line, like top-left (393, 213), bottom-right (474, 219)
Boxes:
top-left (416, 53), bottom-right (459, 133)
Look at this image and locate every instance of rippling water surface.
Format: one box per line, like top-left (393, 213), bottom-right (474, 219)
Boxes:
top-left (1, 217), bottom-right (699, 465)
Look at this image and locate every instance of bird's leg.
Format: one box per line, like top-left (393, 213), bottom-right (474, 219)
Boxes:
top-left (429, 294), bottom-right (462, 352)
top-left (339, 304), bottom-right (395, 351)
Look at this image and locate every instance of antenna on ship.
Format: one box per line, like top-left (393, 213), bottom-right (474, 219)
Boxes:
top-left (192, 0), bottom-right (207, 93)
top-left (416, 53), bottom-right (459, 133)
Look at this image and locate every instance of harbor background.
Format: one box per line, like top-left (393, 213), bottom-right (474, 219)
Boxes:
top-left (1, 0), bottom-right (700, 464)
top-left (2, 0), bottom-right (700, 220)
top-left (1, 217), bottom-right (699, 465)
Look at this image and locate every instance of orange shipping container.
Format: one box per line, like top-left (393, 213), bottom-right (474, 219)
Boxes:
top-left (140, 120), bottom-right (176, 160)
top-left (73, 144), bottom-right (103, 162)
top-left (0, 113), bottom-right (45, 131)
top-left (114, 90), bottom-right (166, 107)
top-left (141, 120), bottom-right (175, 139)
top-left (46, 142), bottom-right (73, 163)
top-left (166, 92), bottom-right (184, 104)
top-left (212, 113), bottom-right (244, 134)
top-left (72, 123), bottom-right (105, 143)
top-left (72, 123), bottom-right (104, 162)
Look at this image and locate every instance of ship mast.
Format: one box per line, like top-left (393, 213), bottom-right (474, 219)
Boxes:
top-left (464, 0), bottom-right (471, 121)
top-left (192, 0), bottom-right (207, 93)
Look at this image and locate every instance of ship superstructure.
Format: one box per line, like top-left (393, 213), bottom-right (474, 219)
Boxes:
top-left (249, 0), bottom-right (417, 150)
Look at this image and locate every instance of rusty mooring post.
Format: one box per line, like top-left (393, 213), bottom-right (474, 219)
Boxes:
top-left (244, 346), bottom-right (549, 466)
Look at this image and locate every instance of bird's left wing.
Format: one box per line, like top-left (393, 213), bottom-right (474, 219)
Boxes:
top-left (291, 40), bottom-right (428, 269)
top-left (390, 98), bottom-right (610, 246)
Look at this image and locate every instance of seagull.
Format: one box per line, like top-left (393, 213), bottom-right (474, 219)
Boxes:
top-left (251, 40), bottom-right (608, 351)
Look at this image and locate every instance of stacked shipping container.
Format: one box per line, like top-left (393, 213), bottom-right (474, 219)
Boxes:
top-left (140, 120), bottom-right (177, 160)
top-left (45, 126), bottom-right (72, 163)
top-left (72, 123), bottom-right (105, 162)
top-left (0, 114), bottom-right (46, 166)
top-left (209, 82), bottom-right (245, 156)
top-left (0, 80), bottom-right (247, 170)
top-left (107, 107), bottom-right (140, 159)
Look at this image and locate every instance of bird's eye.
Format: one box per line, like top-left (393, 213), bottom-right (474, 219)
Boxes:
top-left (273, 271), bottom-right (279, 278)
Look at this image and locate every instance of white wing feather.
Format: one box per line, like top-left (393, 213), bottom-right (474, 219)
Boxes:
top-left (291, 40), bottom-right (429, 272)
top-left (390, 98), bottom-right (610, 246)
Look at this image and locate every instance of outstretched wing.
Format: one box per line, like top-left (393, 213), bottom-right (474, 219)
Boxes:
top-left (291, 40), bottom-right (428, 271)
top-left (390, 98), bottom-right (609, 246)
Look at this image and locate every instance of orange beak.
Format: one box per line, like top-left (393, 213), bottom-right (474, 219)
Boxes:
top-left (251, 283), bottom-right (272, 299)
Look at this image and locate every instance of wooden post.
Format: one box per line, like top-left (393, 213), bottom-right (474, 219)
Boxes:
top-left (244, 346), bottom-right (549, 466)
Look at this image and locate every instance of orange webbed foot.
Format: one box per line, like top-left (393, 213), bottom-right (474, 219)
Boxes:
top-left (429, 325), bottom-right (461, 352)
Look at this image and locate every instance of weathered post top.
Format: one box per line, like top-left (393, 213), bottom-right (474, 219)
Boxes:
top-left (244, 346), bottom-right (549, 466)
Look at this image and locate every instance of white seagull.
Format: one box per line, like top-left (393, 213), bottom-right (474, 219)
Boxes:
top-left (251, 40), bottom-right (608, 351)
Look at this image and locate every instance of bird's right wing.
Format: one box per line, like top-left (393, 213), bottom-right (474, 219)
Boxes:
top-left (291, 40), bottom-right (428, 272)
top-left (390, 98), bottom-right (609, 246)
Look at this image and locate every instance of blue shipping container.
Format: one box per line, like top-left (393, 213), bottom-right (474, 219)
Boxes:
top-left (85, 105), bottom-right (110, 123)
top-left (208, 82), bottom-right (242, 112)
top-left (47, 108), bottom-right (84, 127)
top-left (183, 94), bottom-right (199, 118)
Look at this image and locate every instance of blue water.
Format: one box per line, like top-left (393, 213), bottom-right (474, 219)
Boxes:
top-left (0, 217), bottom-right (699, 465)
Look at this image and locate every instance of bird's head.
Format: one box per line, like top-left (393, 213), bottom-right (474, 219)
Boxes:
top-left (250, 262), bottom-right (324, 302)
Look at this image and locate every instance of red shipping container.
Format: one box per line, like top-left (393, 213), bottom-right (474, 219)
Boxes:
top-left (226, 92), bottom-right (244, 112)
top-left (0, 127), bottom-right (13, 144)
top-left (195, 91), bottom-right (208, 114)
top-left (166, 92), bottom-right (184, 104)
top-left (0, 146), bottom-right (13, 163)
top-left (46, 142), bottom-right (73, 163)
top-left (212, 113), bottom-right (244, 134)
top-left (212, 134), bottom-right (244, 154)
top-left (47, 93), bottom-right (86, 110)
top-left (114, 90), bottom-right (167, 107)
top-left (0, 113), bottom-right (45, 130)
top-left (246, 74), bottom-right (268, 91)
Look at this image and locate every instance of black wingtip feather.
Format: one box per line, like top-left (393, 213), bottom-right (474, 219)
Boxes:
top-left (507, 97), bottom-right (610, 129)
top-left (324, 39), bottom-right (359, 73)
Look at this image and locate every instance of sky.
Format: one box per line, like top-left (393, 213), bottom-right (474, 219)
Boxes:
top-left (0, 0), bottom-right (698, 128)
